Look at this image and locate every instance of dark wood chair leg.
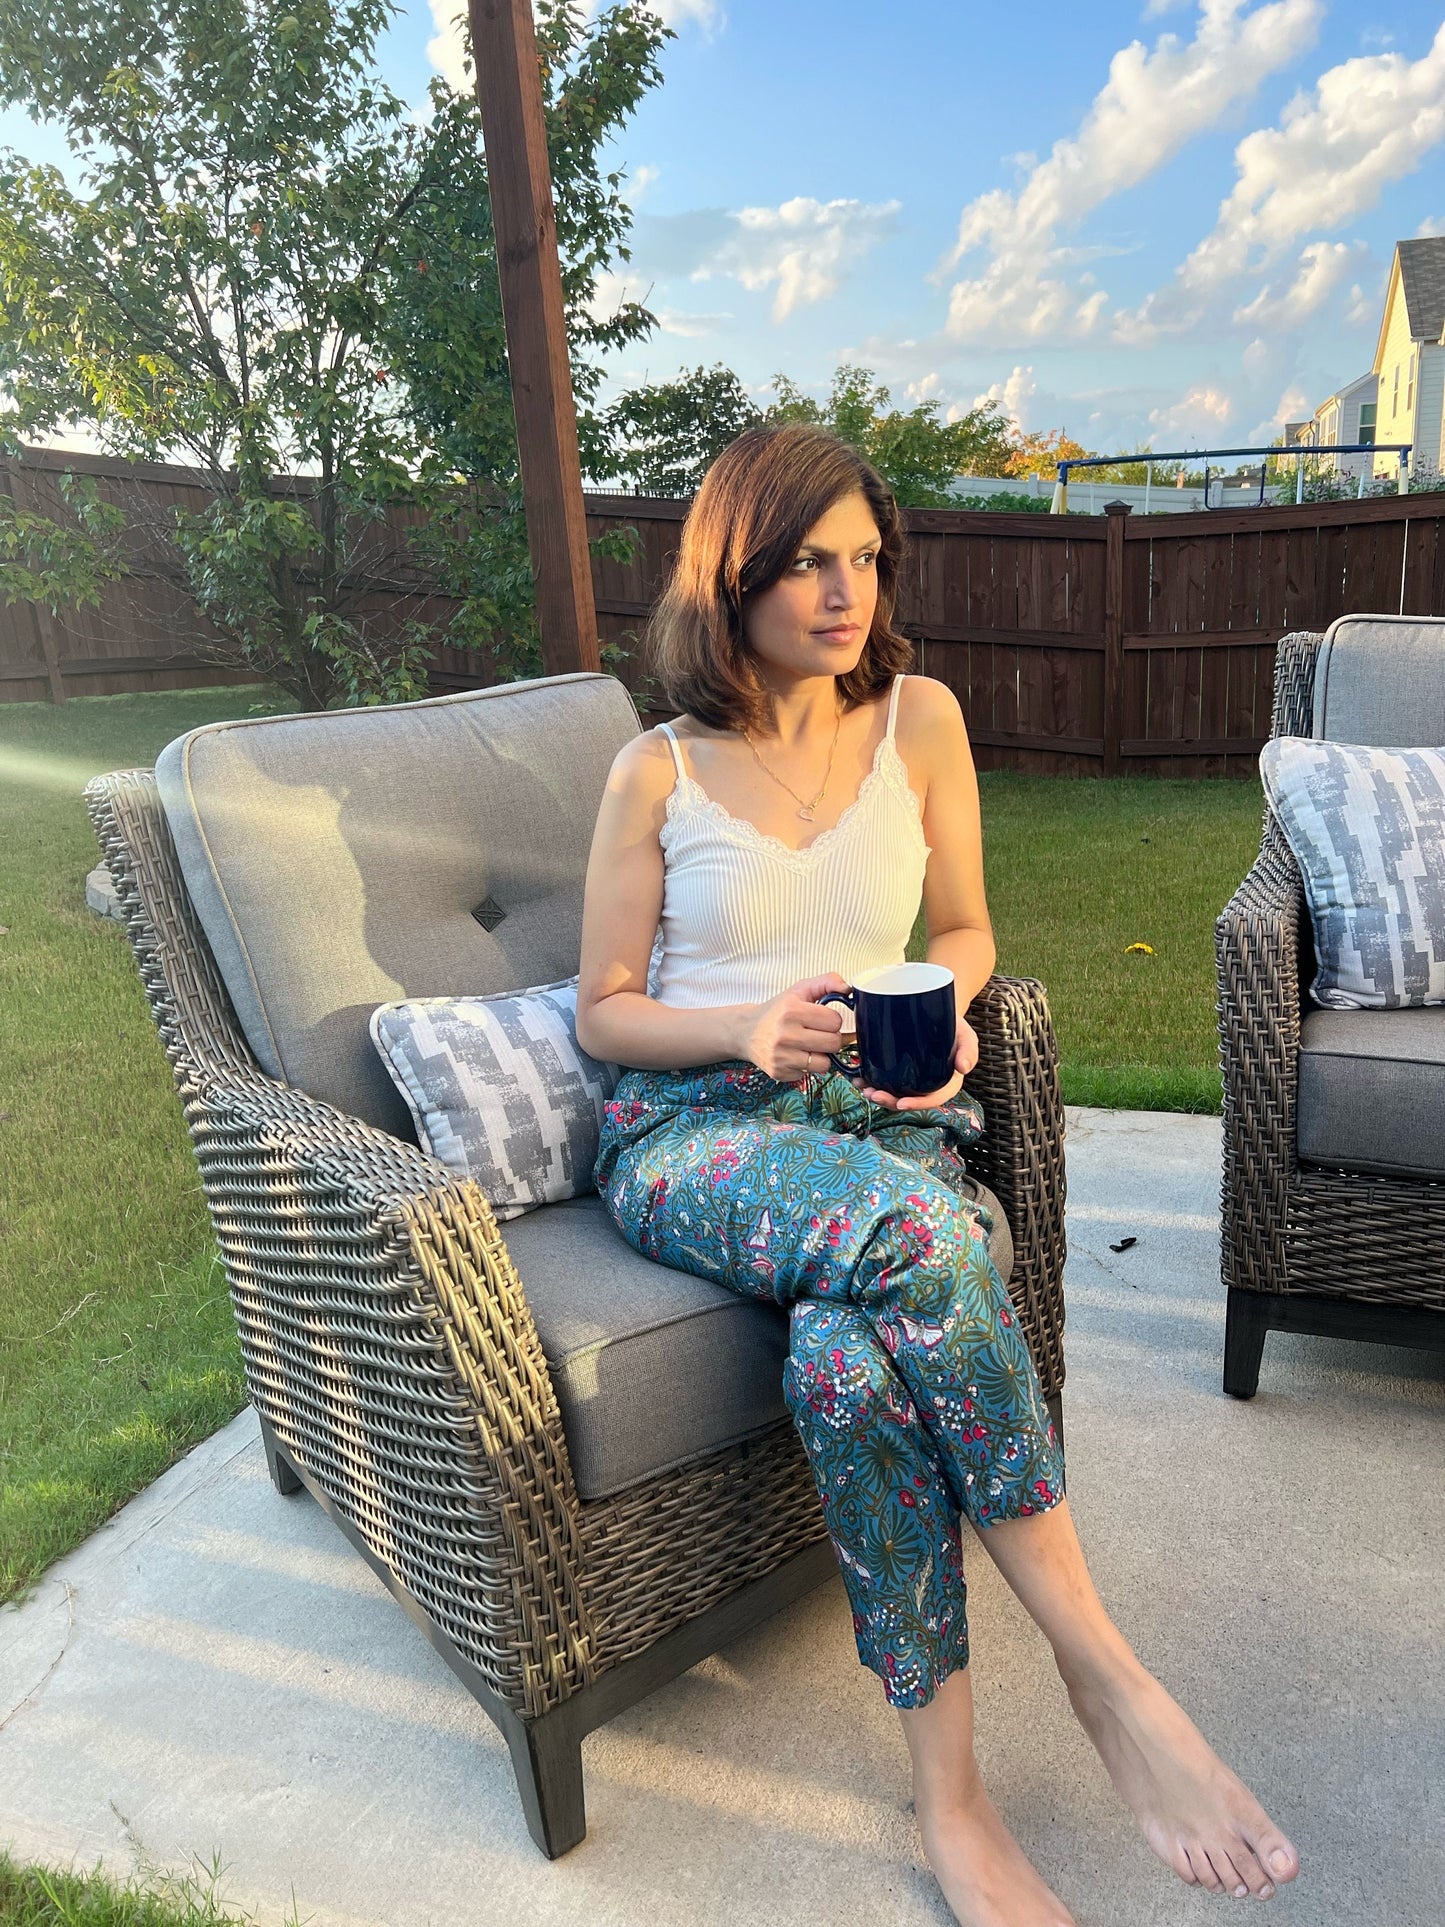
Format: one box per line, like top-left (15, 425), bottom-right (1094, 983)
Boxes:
top-left (1223, 1288), bottom-right (1271, 1399)
top-left (260, 1417), bottom-right (304, 1496)
top-left (504, 1710), bottom-right (586, 1858)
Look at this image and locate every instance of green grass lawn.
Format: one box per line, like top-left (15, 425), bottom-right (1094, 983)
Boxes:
top-left (0, 685), bottom-right (1264, 1607)
top-left (0, 1849), bottom-right (294, 1927)
top-left (0, 687), bottom-right (294, 1604)
top-left (977, 770), bottom-right (1263, 1113)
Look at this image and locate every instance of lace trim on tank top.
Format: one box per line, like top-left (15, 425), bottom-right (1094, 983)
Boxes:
top-left (657, 676), bottom-right (927, 870)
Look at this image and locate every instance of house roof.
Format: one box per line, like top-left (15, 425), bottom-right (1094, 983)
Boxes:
top-left (1376, 238), bottom-right (1445, 367)
top-left (1312, 371), bottom-right (1376, 419)
top-left (1398, 238), bottom-right (1445, 340)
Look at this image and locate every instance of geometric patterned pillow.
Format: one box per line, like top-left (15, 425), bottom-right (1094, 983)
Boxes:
top-left (368, 977), bottom-right (621, 1218)
top-left (1259, 735), bottom-right (1445, 1008)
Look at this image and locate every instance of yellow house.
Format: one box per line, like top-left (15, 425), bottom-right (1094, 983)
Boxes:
top-left (1372, 236), bottom-right (1445, 479)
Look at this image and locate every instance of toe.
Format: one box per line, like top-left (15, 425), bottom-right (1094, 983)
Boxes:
top-left (1257, 1834), bottom-right (1299, 1884)
top-left (1169, 1838), bottom-right (1200, 1885)
top-left (1208, 1843), bottom-right (1254, 1899)
top-left (1185, 1843), bottom-right (1227, 1894)
top-left (1229, 1837), bottom-right (1280, 1900)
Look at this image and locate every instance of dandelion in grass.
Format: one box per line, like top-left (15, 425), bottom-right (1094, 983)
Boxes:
top-left (1124, 942), bottom-right (1155, 955)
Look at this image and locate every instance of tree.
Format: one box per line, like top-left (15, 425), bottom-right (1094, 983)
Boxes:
top-left (770, 365), bottom-right (1016, 505)
top-left (1004, 427), bottom-right (1092, 478)
top-left (595, 363), bottom-right (763, 495)
top-left (593, 360), bottom-right (1019, 505)
top-left (0, 0), bottom-right (666, 707)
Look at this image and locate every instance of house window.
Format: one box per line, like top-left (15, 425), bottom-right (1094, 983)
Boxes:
top-left (1359, 402), bottom-right (1377, 447)
top-left (1408, 353), bottom-right (1415, 412)
top-left (1393, 364), bottom-right (1400, 415)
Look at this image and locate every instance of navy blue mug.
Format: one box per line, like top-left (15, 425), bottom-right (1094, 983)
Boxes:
top-left (821, 962), bottom-right (958, 1098)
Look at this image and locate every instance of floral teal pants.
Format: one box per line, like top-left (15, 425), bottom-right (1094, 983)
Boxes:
top-left (594, 1062), bottom-right (1064, 1710)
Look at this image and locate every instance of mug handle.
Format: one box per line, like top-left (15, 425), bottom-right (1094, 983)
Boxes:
top-left (818, 989), bottom-right (857, 1075)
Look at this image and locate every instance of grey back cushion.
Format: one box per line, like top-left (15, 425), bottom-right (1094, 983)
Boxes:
top-left (155, 673), bottom-right (639, 1140)
top-left (1312, 613), bottom-right (1445, 747)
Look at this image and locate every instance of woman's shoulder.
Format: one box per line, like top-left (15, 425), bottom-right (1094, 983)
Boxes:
top-left (605, 721), bottom-right (700, 819)
top-left (892, 673), bottom-right (967, 736)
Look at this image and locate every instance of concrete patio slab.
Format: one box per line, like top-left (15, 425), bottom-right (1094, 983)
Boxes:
top-left (2, 1107), bottom-right (1442, 1927)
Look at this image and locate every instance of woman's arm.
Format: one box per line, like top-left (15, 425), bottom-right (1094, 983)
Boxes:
top-left (575, 729), bottom-right (846, 1075)
top-left (914, 676), bottom-right (997, 1008)
top-left (859, 677), bottom-right (996, 1110)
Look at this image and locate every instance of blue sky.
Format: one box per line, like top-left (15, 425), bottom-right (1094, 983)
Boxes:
top-left (6, 2), bottom-right (1445, 454)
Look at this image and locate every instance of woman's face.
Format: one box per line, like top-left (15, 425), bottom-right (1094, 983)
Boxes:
top-left (741, 490), bottom-right (882, 686)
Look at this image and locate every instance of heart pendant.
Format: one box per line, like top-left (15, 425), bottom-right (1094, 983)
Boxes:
top-left (797, 804), bottom-right (816, 821)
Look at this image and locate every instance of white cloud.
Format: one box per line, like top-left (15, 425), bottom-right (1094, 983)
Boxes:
top-left (651, 0), bottom-right (723, 25)
top-left (1148, 381), bottom-right (1236, 437)
top-left (906, 372), bottom-right (944, 403)
top-left (1251, 383), bottom-right (1312, 439)
top-left (1230, 237), bottom-right (1369, 327)
top-left (971, 364), bottom-right (1038, 428)
top-left (692, 196), bottom-right (902, 322)
top-left (629, 164), bottom-right (660, 201)
top-left (1418, 213), bottom-right (1445, 237)
top-left (1121, 22), bottom-right (1445, 338)
top-left (427, 0), bottom-right (720, 95)
top-left (587, 268), bottom-right (651, 326)
top-left (427, 0), bottom-right (469, 93)
top-left (938, 0), bottom-right (1322, 344)
top-left (657, 309), bottom-right (732, 337)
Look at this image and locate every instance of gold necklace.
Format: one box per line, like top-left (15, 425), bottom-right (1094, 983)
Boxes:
top-left (742, 705), bottom-right (843, 821)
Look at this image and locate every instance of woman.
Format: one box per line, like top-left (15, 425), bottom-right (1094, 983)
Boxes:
top-left (575, 423), bottom-right (1298, 1927)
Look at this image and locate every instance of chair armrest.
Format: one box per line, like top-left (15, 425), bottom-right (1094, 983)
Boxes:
top-left (180, 1055), bottom-right (596, 1720)
top-left (1269, 630), bottom-right (1324, 740)
top-left (964, 974), bottom-right (1067, 1400)
top-left (1214, 820), bottom-right (1306, 1293)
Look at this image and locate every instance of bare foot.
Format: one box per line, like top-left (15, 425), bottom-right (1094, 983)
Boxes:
top-left (1065, 1655), bottom-right (1300, 1900)
top-left (915, 1771), bottom-right (1078, 1927)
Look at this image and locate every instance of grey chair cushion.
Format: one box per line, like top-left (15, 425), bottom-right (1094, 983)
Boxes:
top-left (507, 1181), bottom-right (1015, 1502)
top-left (155, 673), bottom-right (639, 1141)
top-left (1298, 1005), bottom-right (1445, 1177)
top-left (1312, 613), bottom-right (1445, 747)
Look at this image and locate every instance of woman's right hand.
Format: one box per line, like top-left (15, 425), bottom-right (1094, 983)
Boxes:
top-left (734, 974), bottom-right (848, 1081)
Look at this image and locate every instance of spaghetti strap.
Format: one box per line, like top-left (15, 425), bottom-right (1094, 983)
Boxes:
top-left (657, 721), bottom-right (689, 788)
top-left (885, 673), bottom-right (905, 740)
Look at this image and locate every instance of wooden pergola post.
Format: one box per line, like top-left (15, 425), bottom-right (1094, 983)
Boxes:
top-left (469, 0), bottom-right (600, 676)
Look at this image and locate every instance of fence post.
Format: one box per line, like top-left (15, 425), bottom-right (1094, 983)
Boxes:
top-left (1102, 500), bottom-right (1130, 776)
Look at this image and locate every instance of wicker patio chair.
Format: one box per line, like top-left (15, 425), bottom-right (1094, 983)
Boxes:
top-left (85, 670), bottom-right (1067, 1858)
top-left (1216, 616), bottom-right (1445, 1398)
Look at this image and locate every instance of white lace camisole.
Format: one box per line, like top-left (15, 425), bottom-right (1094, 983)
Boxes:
top-left (652, 673), bottom-right (930, 1009)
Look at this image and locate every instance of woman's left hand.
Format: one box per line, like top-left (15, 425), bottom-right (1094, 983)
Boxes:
top-left (855, 1015), bottom-right (979, 1112)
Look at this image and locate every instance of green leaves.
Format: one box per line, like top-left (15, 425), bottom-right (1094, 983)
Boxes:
top-left (597, 363), bottom-right (763, 495)
top-left (0, 0), bottom-right (670, 707)
top-left (0, 471), bottom-right (126, 612)
top-left (600, 361), bottom-right (1022, 507)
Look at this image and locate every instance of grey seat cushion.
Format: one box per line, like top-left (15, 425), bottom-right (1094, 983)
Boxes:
top-left (155, 673), bottom-right (639, 1142)
top-left (1298, 1005), bottom-right (1445, 1178)
top-left (507, 1182), bottom-right (1015, 1502)
top-left (1312, 613), bottom-right (1445, 747)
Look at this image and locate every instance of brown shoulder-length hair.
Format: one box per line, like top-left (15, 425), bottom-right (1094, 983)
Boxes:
top-left (646, 421), bottom-right (911, 732)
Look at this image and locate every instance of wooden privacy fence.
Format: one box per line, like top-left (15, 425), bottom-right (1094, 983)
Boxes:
top-left (585, 489), bottom-right (1445, 778)
top-left (5, 449), bottom-right (1445, 776)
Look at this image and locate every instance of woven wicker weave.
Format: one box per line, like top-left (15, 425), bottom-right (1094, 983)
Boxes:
top-left (1215, 630), bottom-right (1445, 1397)
top-left (87, 763), bottom-right (1069, 1854)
